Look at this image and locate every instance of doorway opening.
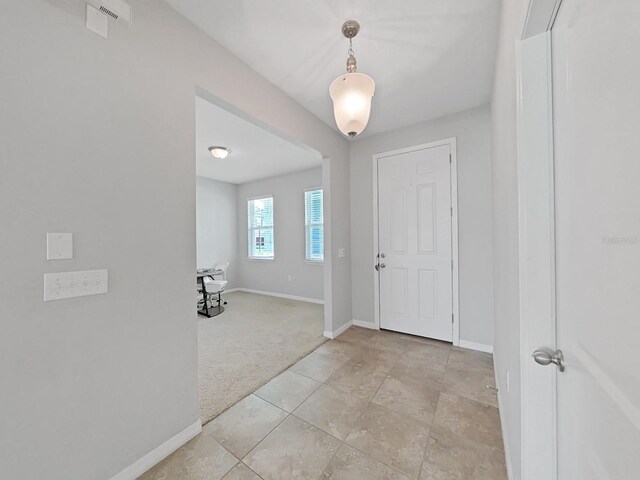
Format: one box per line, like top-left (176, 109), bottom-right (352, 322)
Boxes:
top-left (193, 93), bottom-right (329, 424)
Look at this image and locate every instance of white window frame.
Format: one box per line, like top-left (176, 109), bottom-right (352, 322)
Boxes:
top-left (247, 195), bottom-right (275, 261)
top-left (304, 187), bottom-right (324, 264)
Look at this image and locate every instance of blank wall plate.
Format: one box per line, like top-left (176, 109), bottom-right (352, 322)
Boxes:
top-left (86, 4), bottom-right (108, 39)
top-left (47, 233), bottom-right (73, 260)
top-left (44, 269), bottom-right (108, 301)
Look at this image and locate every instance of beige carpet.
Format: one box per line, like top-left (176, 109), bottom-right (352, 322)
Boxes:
top-left (198, 291), bottom-right (326, 424)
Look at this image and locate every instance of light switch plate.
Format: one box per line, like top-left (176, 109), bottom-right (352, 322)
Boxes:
top-left (44, 269), bottom-right (108, 301)
top-left (338, 248), bottom-right (346, 258)
top-left (47, 233), bottom-right (73, 260)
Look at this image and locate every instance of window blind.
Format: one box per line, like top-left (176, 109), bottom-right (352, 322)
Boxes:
top-left (304, 189), bottom-right (324, 262)
top-left (247, 196), bottom-right (274, 259)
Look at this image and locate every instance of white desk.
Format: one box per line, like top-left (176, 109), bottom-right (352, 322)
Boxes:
top-left (197, 268), bottom-right (223, 278)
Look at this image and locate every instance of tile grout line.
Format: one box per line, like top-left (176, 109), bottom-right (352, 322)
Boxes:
top-left (417, 389), bottom-right (443, 479)
top-left (241, 333), bottom-right (500, 479)
top-left (222, 460), bottom-right (266, 480)
top-left (316, 431), bottom-right (344, 480)
top-left (355, 337), bottom-right (499, 474)
top-left (238, 459), bottom-right (267, 480)
top-left (336, 360), bottom-right (408, 476)
top-left (152, 330), bottom-right (505, 479)
top-left (327, 338), bottom-right (498, 473)
top-left (253, 370), bottom-right (323, 414)
top-left (430, 390), bottom-right (506, 455)
top-left (226, 396), bottom-right (291, 475)
top-left (313, 338), bottom-right (410, 478)
top-left (321, 363), bottom-right (408, 479)
top-left (369, 365), bottom-right (440, 480)
top-left (339, 337), bottom-right (453, 479)
top-left (245, 378), bottom-right (342, 480)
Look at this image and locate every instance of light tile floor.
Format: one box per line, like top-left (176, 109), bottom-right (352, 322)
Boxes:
top-left (140, 327), bottom-right (507, 480)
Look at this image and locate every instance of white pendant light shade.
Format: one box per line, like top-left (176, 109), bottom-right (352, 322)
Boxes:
top-left (330, 72), bottom-right (375, 137)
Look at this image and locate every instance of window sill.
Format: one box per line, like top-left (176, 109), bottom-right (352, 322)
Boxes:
top-left (248, 257), bottom-right (275, 262)
top-left (305, 260), bottom-right (324, 266)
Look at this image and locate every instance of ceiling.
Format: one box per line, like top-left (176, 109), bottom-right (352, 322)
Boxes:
top-left (196, 96), bottom-right (321, 184)
top-left (167, 0), bottom-right (501, 137)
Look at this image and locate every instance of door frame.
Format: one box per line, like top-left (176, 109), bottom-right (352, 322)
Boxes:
top-left (371, 137), bottom-right (460, 346)
top-left (516, 1), bottom-right (563, 479)
top-left (195, 88), bottom-right (334, 340)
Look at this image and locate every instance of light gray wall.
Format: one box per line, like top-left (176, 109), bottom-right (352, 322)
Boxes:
top-left (237, 168), bottom-right (324, 301)
top-left (327, 153), bottom-right (352, 332)
top-left (0, 1), bottom-right (350, 479)
top-left (491, 0), bottom-right (526, 477)
top-left (349, 105), bottom-right (494, 347)
top-left (196, 177), bottom-right (238, 288)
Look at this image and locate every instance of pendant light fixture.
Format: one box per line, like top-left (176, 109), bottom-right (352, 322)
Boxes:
top-left (329, 20), bottom-right (375, 137)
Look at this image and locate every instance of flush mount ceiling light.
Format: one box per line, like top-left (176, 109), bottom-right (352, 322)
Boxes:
top-left (329, 20), bottom-right (376, 137)
top-left (208, 146), bottom-right (231, 159)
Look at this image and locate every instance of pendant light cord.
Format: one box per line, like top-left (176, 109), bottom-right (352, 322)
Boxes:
top-left (346, 37), bottom-right (357, 73)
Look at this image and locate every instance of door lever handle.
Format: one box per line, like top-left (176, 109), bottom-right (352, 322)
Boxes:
top-left (374, 264), bottom-right (379, 271)
top-left (533, 348), bottom-right (565, 372)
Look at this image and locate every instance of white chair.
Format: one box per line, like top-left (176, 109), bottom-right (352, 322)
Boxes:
top-left (198, 277), bottom-right (228, 317)
top-left (214, 261), bottom-right (230, 305)
top-left (214, 261), bottom-right (230, 280)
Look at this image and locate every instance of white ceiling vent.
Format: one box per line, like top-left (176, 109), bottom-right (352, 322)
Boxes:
top-left (86, 0), bottom-right (132, 39)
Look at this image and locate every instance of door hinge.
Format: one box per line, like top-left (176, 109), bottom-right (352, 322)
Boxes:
top-left (450, 207), bottom-right (453, 217)
top-left (449, 154), bottom-right (452, 164)
top-left (451, 260), bottom-right (454, 270)
top-left (452, 313), bottom-right (454, 324)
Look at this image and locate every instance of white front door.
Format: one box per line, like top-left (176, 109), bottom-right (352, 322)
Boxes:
top-left (377, 143), bottom-right (454, 341)
top-left (552, 0), bottom-right (640, 477)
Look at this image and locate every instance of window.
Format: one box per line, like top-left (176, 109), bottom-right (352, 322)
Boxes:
top-left (304, 188), bottom-right (324, 262)
top-left (247, 196), bottom-right (274, 259)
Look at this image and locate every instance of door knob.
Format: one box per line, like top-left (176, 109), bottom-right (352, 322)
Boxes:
top-left (380, 263), bottom-right (386, 269)
top-left (532, 348), bottom-right (565, 372)
top-left (374, 264), bottom-right (379, 271)
top-left (380, 253), bottom-right (386, 258)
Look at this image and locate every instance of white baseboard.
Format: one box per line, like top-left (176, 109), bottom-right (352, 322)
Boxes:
top-left (349, 324), bottom-right (491, 352)
top-left (352, 319), bottom-right (378, 329)
top-left (324, 320), bottom-right (353, 339)
top-left (110, 420), bottom-right (202, 480)
top-left (234, 288), bottom-right (323, 305)
top-left (458, 340), bottom-right (494, 353)
top-left (495, 367), bottom-right (514, 480)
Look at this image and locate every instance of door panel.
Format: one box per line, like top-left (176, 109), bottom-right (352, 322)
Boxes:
top-left (417, 184), bottom-right (436, 254)
top-left (378, 144), bottom-right (453, 340)
top-left (390, 268), bottom-right (408, 314)
top-left (552, 0), bottom-right (640, 477)
top-left (390, 187), bottom-right (408, 254)
top-left (418, 269), bottom-right (437, 319)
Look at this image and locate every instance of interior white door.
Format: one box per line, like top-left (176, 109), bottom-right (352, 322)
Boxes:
top-left (552, 0), bottom-right (640, 477)
top-left (377, 144), bottom-right (453, 341)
